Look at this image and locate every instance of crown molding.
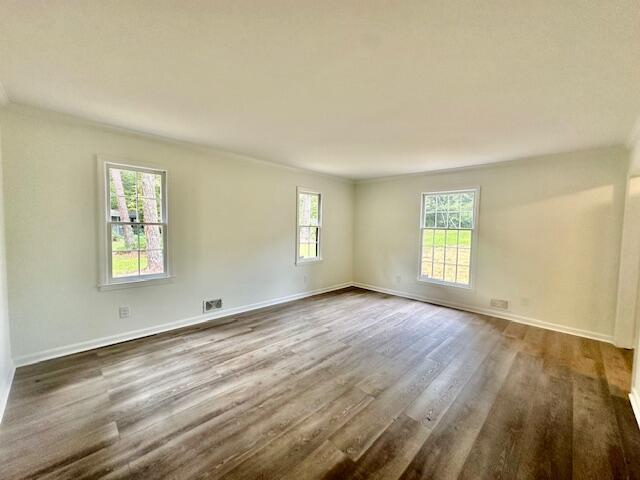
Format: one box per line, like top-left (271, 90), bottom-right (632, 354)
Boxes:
top-left (354, 143), bottom-right (627, 185)
top-left (0, 81), bottom-right (9, 106)
top-left (0, 102), bottom-right (355, 184)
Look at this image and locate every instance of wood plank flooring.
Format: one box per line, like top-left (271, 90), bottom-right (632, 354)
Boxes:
top-left (1, 287), bottom-right (639, 479)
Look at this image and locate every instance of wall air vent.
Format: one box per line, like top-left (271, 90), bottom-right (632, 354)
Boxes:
top-left (203, 299), bottom-right (222, 312)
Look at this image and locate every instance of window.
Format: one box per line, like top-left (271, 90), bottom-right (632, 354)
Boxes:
top-left (103, 162), bottom-right (168, 284)
top-left (297, 188), bottom-right (322, 263)
top-left (419, 188), bottom-right (478, 288)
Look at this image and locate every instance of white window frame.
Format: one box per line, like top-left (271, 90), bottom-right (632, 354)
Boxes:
top-left (417, 187), bottom-right (480, 289)
top-left (296, 187), bottom-right (322, 264)
top-left (97, 157), bottom-right (171, 290)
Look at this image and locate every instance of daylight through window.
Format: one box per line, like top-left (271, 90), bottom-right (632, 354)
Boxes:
top-left (420, 189), bottom-right (478, 287)
top-left (106, 163), bottom-right (168, 282)
top-left (297, 189), bottom-right (322, 262)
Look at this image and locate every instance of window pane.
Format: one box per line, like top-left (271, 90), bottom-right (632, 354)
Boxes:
top-left (460, 192), bottom-right (474, 211)
top-left (436, 211), bottom-right (447, 228)
top-left (109, 168), bottom-right (137, 223)
top-left (138, 225), bottom-right (164, 250)
top-left (433, 247), bottom-right (445, 264)
top-left (308, 243), bottom-right (318, 257)
top-left (421, 260), bottom-right (432, 277)
top-left (299, 242), bottom-right (317, 258)
top-left (460, 211), bottom-right (473, 229)
top-left (299, 226), bottom-right (320, 259)
top-left (140, 250), bottom-right (165, 275)
top-left (111, 224), bottom-right (136, 251)
top-left (456, 265), bottom-right (470, 285)
top-left (436, 194), bottom-right (448, 212)
top-left (422, 231), bottom-right (434, 262)
top-left (446, 230), bottom-right (459, 247)
top-left (448, 194), bottom-right (460, 211)
top-left (458, 247), bottom-right (471, 266)
top-left (309, 194), bottom-right (320, 226)
top-left (445, 247), bottom-right (457, 264)
top-left (298, 192), bottom-right (320, 227)
top-left (299, 194), bottom-right (309, 225)
top-left (448, 212), bottom-right (460, 229)
top-left (299, 226), bottom-right (310, 243)
top-left (444, 264), bottom-right (457, 283)
top-left (138, 196), bottom-right (162, 223)
top-left (459, 230), bottom-right (472, 247)
top-left (112, 251), bottom-right (139, 278)
top-left (111, 197), bottom-right (138, 222)
top-left (137, 172), bottom-right (163, 223)
top-left (423, 229), bottom-right (434, 247)
top-left (425, 212), bottom-right (435, 228)
top-left (432, 263), bottom-right (445, 280)
top-left (434, 230), bottom-right (446, 247)
top-left (424, 195), bottom-right (436, 213)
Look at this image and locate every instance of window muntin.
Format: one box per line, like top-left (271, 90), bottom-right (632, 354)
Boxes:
top-left (297, 189), bottom-right (321, 263)
top-left (420, 189), bottom-right (477, 287)
top-left (106, 163), bottom-right (168, 282)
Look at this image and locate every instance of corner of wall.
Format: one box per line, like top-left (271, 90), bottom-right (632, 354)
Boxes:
top-left (0, 119), bottom-right (15, 423)
top-left (351, 180), bottom-right (358, 283)
top-left (629, 387), bottom-right (640, 430)
top-left (0, 360), bottom-right (15, 423)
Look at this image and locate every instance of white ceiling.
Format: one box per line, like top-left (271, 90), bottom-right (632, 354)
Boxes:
top-left (1, 1), bottom-right (639, 179)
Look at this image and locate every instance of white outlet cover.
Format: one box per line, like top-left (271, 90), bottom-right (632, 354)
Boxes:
top-left (119, 306), bottom-right (130, 319)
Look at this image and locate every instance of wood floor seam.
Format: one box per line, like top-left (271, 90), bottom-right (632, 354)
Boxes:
top-left (0, 287), bottom-right (637, 480)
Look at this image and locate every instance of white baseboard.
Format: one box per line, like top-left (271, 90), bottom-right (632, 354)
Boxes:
top-left (630, 389), bottom-right (640, 430)
top-left (352, 282), bottom-right (614, 344)
top-left (13, 282), bottom-right (352, 367)
top-left (0, 361), bottom-right (15, 424)
top-left (10, 280), bottom-right (618, 368)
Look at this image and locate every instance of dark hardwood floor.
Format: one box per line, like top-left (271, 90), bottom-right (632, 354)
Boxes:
top-left (1, 287), bottom-right (639, 479)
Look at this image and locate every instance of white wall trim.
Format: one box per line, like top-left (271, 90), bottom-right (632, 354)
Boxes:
top-left (352, 282), bottom-right (615, 344)
top-left (0, 361), bottom-right (15, 424)
top-left (2, 103), bottom-right (354, 184)
top-left (629, 388), bottom-right (640, 430)
top-left (354, 145), bottom-right (626, 184)
top-left (13, 282), bottom-right (352, 367)
top-left (13, 280), bottom-right (619, 367)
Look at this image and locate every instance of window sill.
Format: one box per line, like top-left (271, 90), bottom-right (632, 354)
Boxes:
top-left (98, 275), bottom-right (174, 291)
top-left (296, 257), bottom-right (323, 265)
top-left (417, 276), bottom-right (473, 290)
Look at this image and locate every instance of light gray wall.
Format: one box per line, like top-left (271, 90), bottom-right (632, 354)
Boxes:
top-left (0, 104), bottom-right (635, 388)
top-left (1, 106), bottom-right (355, 361)
top-left (354, 147), bottom-right (629, 340)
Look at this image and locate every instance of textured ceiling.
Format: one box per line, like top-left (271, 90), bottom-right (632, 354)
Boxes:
top-left (1, 1), bottom-right (639, 179)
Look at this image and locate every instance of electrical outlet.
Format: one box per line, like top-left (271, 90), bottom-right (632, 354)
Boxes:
top-left (490, 298), bottom-right (509, 310)
top-left (119, 306), bottom-right (130, 319)
top-left (203, 299), bottom-right (222, 313)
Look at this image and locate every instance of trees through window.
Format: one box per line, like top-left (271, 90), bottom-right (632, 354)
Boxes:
top-left (419, 189), bottom-right (478, 287)
top-left (106, 163), bottom-right (168, 281)
top-left (297, 189), bottom-right (322, 263)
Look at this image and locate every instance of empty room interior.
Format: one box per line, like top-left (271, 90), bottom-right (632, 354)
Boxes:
top-left (2, 2), bottom-right (640, 479)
